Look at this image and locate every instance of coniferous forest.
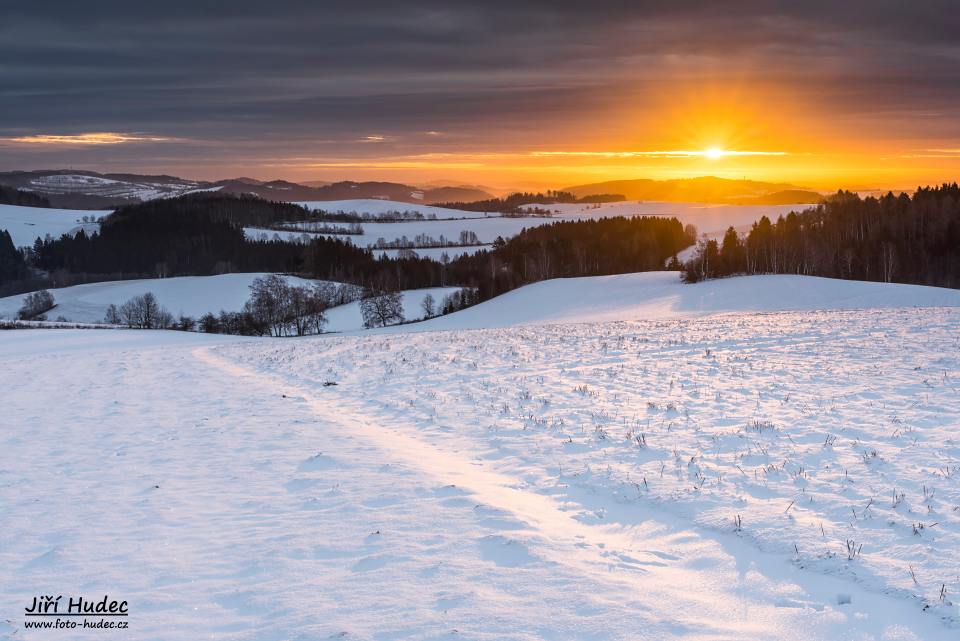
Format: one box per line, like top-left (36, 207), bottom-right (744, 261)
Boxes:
top-left (682, 185), bottom-right (960, 288)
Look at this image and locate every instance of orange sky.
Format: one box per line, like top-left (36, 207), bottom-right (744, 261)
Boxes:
top-left (3, 3), bottom-right (959, 192)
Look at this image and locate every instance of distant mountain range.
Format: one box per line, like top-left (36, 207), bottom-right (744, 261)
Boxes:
top-left (0, 170), bottom-right (823, 210)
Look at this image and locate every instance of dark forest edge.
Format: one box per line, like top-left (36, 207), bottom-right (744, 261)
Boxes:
top-left (682, 184), bottom-right (960, 289)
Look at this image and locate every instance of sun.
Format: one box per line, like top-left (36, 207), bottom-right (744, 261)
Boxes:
top-left (704, 147), bottom-right (725, 159)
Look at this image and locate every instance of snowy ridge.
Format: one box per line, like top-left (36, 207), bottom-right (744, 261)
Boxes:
top-left (407, 271), bottom-right (960, 331)
top-left (23, 173), bottom-right (212, 202)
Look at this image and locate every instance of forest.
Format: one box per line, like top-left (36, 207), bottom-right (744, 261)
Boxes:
top-left (0, 186), bottom-right (50, 207)
top-left (4, 193), bottom-right (690, 310)
top-left (449, 216), bottom-right (694, 300)
top-left (682, 184), bottom-right (960, 288)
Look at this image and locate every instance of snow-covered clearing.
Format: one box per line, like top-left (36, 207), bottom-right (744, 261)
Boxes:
top-left (0, 203), bottom-right (106, 247)
top-left (1, 274), bottom-right (958, 639)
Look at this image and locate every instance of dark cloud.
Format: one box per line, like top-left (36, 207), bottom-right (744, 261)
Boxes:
top-left (1, 2), bottom-right (958, 175)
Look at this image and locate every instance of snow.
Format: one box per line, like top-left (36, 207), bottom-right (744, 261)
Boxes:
top-left (0, 273), bottom-right (324, 323)
top-left (24, 174), bottom-right (205, 201)
top-left (255, 201), bottom-right (806, 255)
top-left (405, 271), bottom-right (960, 331)
top-left (0, 274), bottom-right (460, 332)
top-left (246, 215), bottom-right (544, 248)
top-left (533, 200), bottom-right (806, 236)
top-left (295, 199), bottom-right (495, 219)
top-left (1, 274), bottom-right (959, 639)
top-left (325, 287), bottom-right (463, 332)
top-left (0, 203), bottom-right (106, 247)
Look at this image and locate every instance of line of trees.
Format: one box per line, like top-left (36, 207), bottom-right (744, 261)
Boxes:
top-left (682, 185), bottom-right (960, 287)
top-left (0, 186), bottom-right (50, 207)
top-left (371, 230), bottom-right (482, 249)
top-left (434, 190), bottom-right (625, 214)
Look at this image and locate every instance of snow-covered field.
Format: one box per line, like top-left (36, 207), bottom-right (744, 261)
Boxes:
top-left (2, 274), bottom-right (958, 640)
top-left (296, 199), bottom-right (494, 220)
top-left (326, 286), bottom-right (463, 332)
top-left (0, 203), bottom-right (106, 247)
top-left (0, 273), bottom-right (458, 332)
top-left (0, 273), bottom-right (323, 324)
top-left (538, 201), bottom-right (804, 235)
top-left (250, 201), bottom-right (807, 253)
top-left (406, 272), bottom-right (960, 330)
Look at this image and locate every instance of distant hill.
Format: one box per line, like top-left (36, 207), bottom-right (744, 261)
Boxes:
top-left (214, 179), bottom-right (493, 203)
top-left (0, 169), bottom-right (206, 209)
top-left (726, 189), bottom-right (823, 205)
top-left (563, 176), bottom-right (821, 204)
top-left (0, 170), bottom-right (494, 208)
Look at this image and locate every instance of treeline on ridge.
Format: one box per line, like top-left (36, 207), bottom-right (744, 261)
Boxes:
top-left (434, 190), bottom-right (625, 214)
top-left (449, 216), bottom-right (693, 300)
top-left (27, 193), bottom-right (443, 290)
top-left (0, 186), bottom-right (50, 207)
top-left (683, 184), bottom-right (960, 288)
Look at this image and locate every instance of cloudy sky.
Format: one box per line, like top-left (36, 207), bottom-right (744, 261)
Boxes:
top-left (2, 1), bottom-right (959, 189)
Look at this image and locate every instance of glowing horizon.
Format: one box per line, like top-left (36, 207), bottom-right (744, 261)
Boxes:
top-left (2, 4), bottom-right (959, 193)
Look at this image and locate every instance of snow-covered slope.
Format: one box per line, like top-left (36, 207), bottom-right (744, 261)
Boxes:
top-left (0, 275), bottom-right (460, 332)
top-left (0, 274), bottom-right (325, 323)
top-left (325, 286), bottom-right (462, 332)
top-left (412, 272), bottom-right (960, 330)
top-left (22, 173), bottom-right (212, 201)
top-left (537, 200), bottom-right (805, 235)
top-left (0, 203), bottom-right (106, 247)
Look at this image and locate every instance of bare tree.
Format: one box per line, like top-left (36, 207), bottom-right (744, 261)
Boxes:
top-left (246, 274), bottom-right (292, 336)
top-left (360, 288), bottom-right (404, 328)
top-left (118, 292), bottom-right (172, 329)
top-left (18, 290), bottom-right (55, 320)
top-left (103, 303), bottom-right (121, 325)
top-left (421, 293), bottom-right (436, 319)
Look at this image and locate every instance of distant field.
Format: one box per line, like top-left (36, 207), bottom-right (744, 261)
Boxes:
top-left (0, 203), bottom-right (106, 247)
top-left (250, 200), bottom-right (808, 252)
